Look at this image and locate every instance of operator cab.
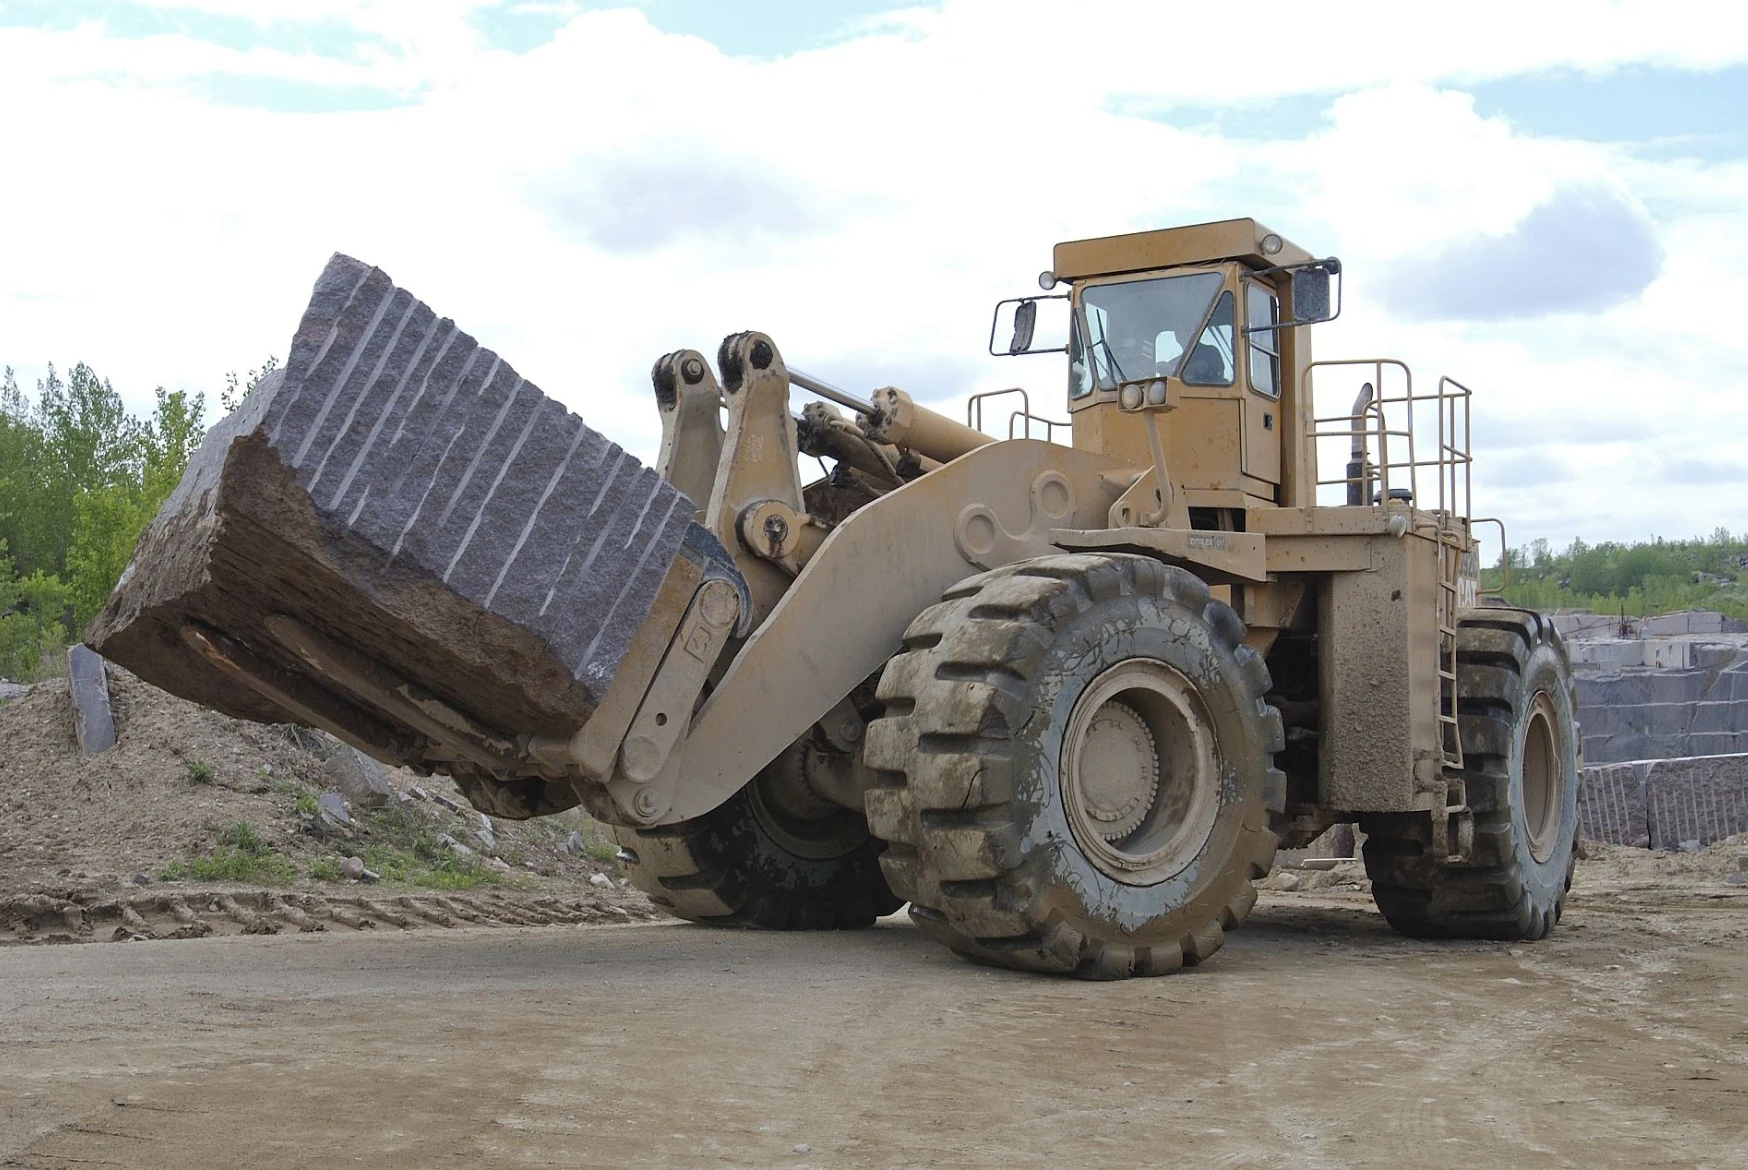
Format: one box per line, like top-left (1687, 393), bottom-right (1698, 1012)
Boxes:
top-left (993, 218), bottom-right (1339, 514)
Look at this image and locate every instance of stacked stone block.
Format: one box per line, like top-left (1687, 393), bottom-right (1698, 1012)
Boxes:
top-left (1579, 754), bottom-right (1748, 850)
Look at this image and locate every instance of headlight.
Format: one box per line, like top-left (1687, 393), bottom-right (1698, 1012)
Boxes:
top-left (1260, 233), bottom-right (1283, 256)
top-left (1119, 384), bottom-right (1144, 410)
top-left (1038, 270), bottom-right (1057, 291)
top-left (1147, 379), bottom-right (1168, 406)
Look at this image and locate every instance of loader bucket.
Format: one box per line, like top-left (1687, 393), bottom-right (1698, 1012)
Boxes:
top-left (86, 254), bottom-right (746, 809)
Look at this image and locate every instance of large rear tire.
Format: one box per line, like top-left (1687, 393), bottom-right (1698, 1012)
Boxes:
top-left (862, 553), bottom-right (1282, 979)
top-left (614, 741), bottom-right (901, 930)
top-left (1362, 608), bottom-right (1580, 940)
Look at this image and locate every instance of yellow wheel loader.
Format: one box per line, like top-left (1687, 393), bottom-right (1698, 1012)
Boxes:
top-left (90, 217), bottom-right (1580, 978)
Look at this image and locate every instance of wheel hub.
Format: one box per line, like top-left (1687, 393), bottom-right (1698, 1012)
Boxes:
top-left (1061, 659), bottom-right (1221, 886)
top-left (749, 743), bottom-right (872, 861)
top-left (1522, 690), bottom-right (1565, 864)
top-left (1075, 702), bottom-right (1159, 841)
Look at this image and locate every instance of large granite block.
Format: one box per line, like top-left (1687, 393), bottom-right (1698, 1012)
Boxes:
top-left (1644, 754), bottom-right (1748, 850)
top-left (1579, 762), bottom-right (1648, 846)
top-left (86, 254), bottom-right (743, 769)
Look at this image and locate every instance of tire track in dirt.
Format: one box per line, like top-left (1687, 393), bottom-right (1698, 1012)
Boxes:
top-left (0, 885), bottom-right (654, 944)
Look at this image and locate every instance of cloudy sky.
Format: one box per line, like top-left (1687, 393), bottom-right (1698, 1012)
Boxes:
top-left (1, 0), bottom-right (1744, 551)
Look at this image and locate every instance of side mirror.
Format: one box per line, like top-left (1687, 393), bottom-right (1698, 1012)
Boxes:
top-left (1286, 259), bottom-right (1342, 325)
top-left (1009, 299), bottom-right (1037, 354)
top-left (988, 294), bottom-right (1070, 357)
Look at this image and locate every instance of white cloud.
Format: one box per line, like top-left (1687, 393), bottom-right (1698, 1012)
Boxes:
top-left (0, 0), bottom-right (1745, 548)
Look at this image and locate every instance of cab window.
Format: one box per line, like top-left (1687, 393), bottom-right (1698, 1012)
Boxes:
top-left (1175, 291), bottom-right (1235, 387)
top-left (1068, 309), bottom-right (1098, 398)
top-left (1247, 282), bottom-right (1280, 398)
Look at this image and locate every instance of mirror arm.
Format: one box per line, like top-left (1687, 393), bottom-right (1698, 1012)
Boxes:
top-left (986, 293), bottom-right (1071, 357)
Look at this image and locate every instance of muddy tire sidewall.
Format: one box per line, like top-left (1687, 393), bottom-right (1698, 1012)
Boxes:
top-left (1508, 641), bottom-right (1581, 910)
top-left (1013, 588), bottom-right (1271, 946)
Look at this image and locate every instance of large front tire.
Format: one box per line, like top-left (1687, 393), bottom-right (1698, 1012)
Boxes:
top-left (862, 554), bottom-right (1282, 979)
top-left (1362, 608), bottom-right (1580, 940)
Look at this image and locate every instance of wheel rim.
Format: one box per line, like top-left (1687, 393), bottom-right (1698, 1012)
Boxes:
top-left (1060, 660), bottom-right (1220, 886)
top-left (1521, 690), bottom-right (1564, 864)
top-left (748, 748), bottom-right (871, 861)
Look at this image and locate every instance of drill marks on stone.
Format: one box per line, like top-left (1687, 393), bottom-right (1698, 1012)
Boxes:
top-left (269, 255), bottom-right (701, 688)
top-left (287, 271), bottom-right (402, 469)
top-left (536, 434), bottom-right (619, 619)
top-left (320, 301), bottom-right (446, 515)
top-left (275, 258), bottom-right (374, 430)
top-left (385, 347), bottom-right (505, 562)
top-left (301, 292), bottom-right (425, 499)
top-left (484, 412), bottom-right (588, 611)
top-left (431, 355), bottom-right (513, 533)
top-left (576, 488), bottom-right (691, 687)
top-left (443, 380), bottom-right (548, 592)
top-left (384, 343), bottom-right (489, 559)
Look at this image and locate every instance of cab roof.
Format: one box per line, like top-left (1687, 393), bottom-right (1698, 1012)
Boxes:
top-left (1052, 217), bottom-right (1314, 282)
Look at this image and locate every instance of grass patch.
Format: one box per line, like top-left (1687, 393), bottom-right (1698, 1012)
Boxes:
top-left (584, 841), bottom-right (620, 864)
top-left (157, 820), bottom-right (294, 884)
top-left (308, 857), bottom-right (343, 882)
top-left (357, 803), bottom-right (496, 890)
top-left (412, 860), bottom-right (493, 890)
top-left (184, 758), bottom-right (215, 785)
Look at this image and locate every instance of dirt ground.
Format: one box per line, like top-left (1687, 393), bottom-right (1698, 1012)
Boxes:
top-left (2, 853), bottom-right (1745, 1170)
top-left (4, 672), bottom-right (1748, 1167)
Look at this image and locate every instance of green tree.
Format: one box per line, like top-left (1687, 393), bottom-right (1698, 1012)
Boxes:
top-left (0, 540), bottom-right (72, 681)
top-left (29, 363), bottom-right (142, 580)
top-left (65, 386), bottom-right (206, 624)
top-left (0, 360), bottom-right (223, 645)
top-left (0, 367), bottom-right (49, 577)
top-left (1568, 541), bottom-right (1613, 597)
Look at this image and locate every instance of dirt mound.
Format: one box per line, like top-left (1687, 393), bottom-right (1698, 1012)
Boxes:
top-left (0, 669), bottom-right (658, 944)
top-left (1575, 832), bottom-right (1748, 889)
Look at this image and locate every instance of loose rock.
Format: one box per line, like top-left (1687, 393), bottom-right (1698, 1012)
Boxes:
top-left (324, 747), bottom-right (392, 810)
top-left (589, 872), bottom-right (613, 889)
top-left (316, 791), bottom-right (351, 826)
top-left (66, 646), bottom-right (117, 755)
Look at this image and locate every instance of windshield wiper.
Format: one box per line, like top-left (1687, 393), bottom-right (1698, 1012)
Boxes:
top-left (1093, 334), bottom-right (1126, 384)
